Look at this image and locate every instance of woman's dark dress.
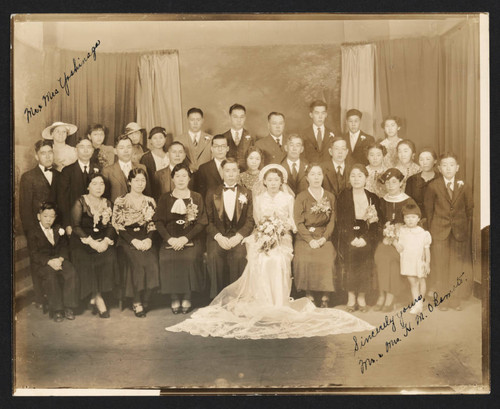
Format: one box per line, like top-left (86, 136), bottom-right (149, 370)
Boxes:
top-left (293, 189), bottom-right (336, 292)
top-left (374, 194), bottom-right (417, 296)
top-left (70, 196), bottom-right (118, 299)
top-left (405, 171), bottom-right (439, 227)
top-left (154, 191), bottom-right (208, 294)
top-left (337, 188), bottom-right (380, 293)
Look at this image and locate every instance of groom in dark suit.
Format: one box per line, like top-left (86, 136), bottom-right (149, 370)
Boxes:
top-left (302, 100), bottom-right (336, 164)
top-left (205, 158), bottom-right (254, 298)
top-left (19, 139), bottom-right (60, 306)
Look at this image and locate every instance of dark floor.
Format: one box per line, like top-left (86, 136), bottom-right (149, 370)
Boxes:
top-left (13, 290), bottom-right (485, 393)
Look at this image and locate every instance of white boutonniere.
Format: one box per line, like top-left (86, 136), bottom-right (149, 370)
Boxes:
top-left (58, 228), bottom-right (65, 236)
top-left (457, 180), bottom-right (464, 187)
top-left (245, 134), bottom-right (251, 140)
top-left (93, 168), bottom-right (99, 173)
top-left (238, 193), bottom-right (248, 205)
top-left (360, 135), bottom-right (366, 141)
top-left (329, 132), bottom-right (335, 138)
top-left (204, 135), bottom-right (211, 141)
top-left (308, 226), bottom-right (316, 233)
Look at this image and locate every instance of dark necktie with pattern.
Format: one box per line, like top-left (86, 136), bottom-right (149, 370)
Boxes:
top-left (446, 181), bottom-right (453, 199)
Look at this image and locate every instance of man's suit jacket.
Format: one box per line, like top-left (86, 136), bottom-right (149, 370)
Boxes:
top-left (302, 126), bottom-right (335, 164)
top-left (153, 165), bottom-right (195, 201)
top-left (101, 162), bottom-right (149, 203)
top-left (19, 166), bottom-right (60, 233)
top-left (254, 135), bottom-right (288, 166)
top-left (206, 184), bottom-right (254, 239)
top-left (424, 177), bottom-right (473, 242)
top-left (57, 161), bottom-right (101, 228)
top-left (222, 129), bottom-right (255, 171)
top-left (175, 131), bottom-right (212, 172)
top-left (27, 223), bottom-right (69, 272)
top-left (343, 131), bottom-right (375, 166)
top-left (321, 157), bottom-right (354, 199)
top-left (193, 160), bottom-right (223, 199)
top-left (280, 158), bottom-right (309, 196)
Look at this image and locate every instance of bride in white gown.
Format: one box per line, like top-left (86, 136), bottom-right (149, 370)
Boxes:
top-left (166, 164), bottom-right (374, 339)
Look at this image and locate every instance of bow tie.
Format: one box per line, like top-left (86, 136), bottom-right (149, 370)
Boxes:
top-left (44, 167), bottom-right (53, 172)
top-left (223, 185), bottom-right (236, 192)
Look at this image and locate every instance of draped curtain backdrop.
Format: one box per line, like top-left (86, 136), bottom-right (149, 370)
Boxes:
top-left (340, 44), bottom-right (380, 136)
top-left (43, 48), bottom-right (139, 146)
top-left (136, 51), bottom-right (183, 146)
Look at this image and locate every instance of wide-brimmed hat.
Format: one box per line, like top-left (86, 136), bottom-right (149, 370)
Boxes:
top-left (123, 122), bottom-right (146, 138)
top-left (42, 121), bottom-right (78, 140)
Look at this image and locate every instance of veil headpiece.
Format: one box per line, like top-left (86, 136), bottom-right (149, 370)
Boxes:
top-left (253, 163), bottom-right (294, 197)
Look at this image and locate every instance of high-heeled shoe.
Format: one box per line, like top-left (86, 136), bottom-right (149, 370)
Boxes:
top-left (98, 310), bottom-right (110, 318)
top-left (358, 305), bottom-right (369, 313)
top-left (320, 297), bottom-right (329, 308)
top-left (181, 300), bottom-right (192, 314)
top-left (345, 304), bottom-right (357, 313)
top-left (52, 311), bottom-right (65, 322)
top-left (133, 304), bottom-right (146, 318)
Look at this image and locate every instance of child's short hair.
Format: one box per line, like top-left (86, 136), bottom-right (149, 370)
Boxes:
top-left (439, 152), bottom-right (459, 165)
top-left (402, 203), bottom-right (422, 218)
top-left (39, 201), bottom-right (57, 214)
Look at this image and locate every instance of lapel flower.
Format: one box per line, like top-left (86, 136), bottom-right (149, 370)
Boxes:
top-left (329, 132), bottom-right (335, 138)
top-left (238, 193), bottom-right (248, 205)
top-left (360, 135), bottom-right (366, 141)
top-left (58, 228), bottom-right (65, 236)
top-left (204, 135), bottom-right (211, 141)
top-left (93, 168), bottom-right (99, 173)
top-left (245, 134), bottom-right (251, 140)
top-left (457, 180), bottom-right (464, 187)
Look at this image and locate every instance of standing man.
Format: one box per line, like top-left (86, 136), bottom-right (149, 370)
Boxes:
top-left (255, 112), bottom-right (288, 166)
top-left (175, 107), bottom-right (213, 172)
top-left (57, 135), bottom-right (100, 236)
top-left (19, 139), bottom-right (60, 307)
top-left (193, 134), bottom-right (229, 198)
top-left (302, 100), bottom-right (336, 163)
top-left (205, 158), bottom-right (254, 298)
top-left (101, 135), bottom-right (149, 203)
top-left (221, 103), bottom-right (255, 171)
top-left (343, 109), bottom-right (375, 166)
top-left (280, 134), bottom-right (309, 196)
top-left (321, 136), bottom-right (353, 199)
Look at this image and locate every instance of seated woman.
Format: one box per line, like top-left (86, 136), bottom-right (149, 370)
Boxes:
top-left (88, 124), bottom-right (115, 168)
top-left (70, 173), bottom-right (118, 318)
top-left (239, 147), bottom-right (263, 192)
top-left (42, 121), bottom-right (78, 171)
top-left (140, 126), bottom-right (173, 192)
top-left (112, 168), bottom-right (159, 318)
top-left (373, 168), bottom-right (418, 312)
top-left (166, 164), bottom-right (374, 339)
top-left (337, 165), bottom-right (381, 312)
top-left (154, 163), bottom-right (208, 314)
top-left (293, 163), bottom-right (336, 308)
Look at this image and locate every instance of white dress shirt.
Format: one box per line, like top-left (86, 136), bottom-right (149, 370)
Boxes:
top-left (332, 160), bottom-right (345, 175)
top-left (313, 125), bottom-right (325, 143)
top-left (349, 130), bottom-right (360, 151)
top-left (214, 158), bottom-right (224, 176)
top-left (188, 131), bottom-right (201, 145)
top-left (272, 135), bottom-right (283, 146)
top-left (39, 164), bottom-right (53, 185)
top-left (444, 176), bottom-right (456, 191)
top-left (118, 160), bottom-right (132, 177)
top-left (40, 222), bottom-right (55, 246)
top-left (232, 129), bottom-right (242, 144)
top-left (152, 151), bottom-right (170, 172)
top-left (223, 185), bottom-right (237, 220)
top-left (78, 160), bottom-right (91, 174)
top-left (287, 158), bottom-right (301, 175)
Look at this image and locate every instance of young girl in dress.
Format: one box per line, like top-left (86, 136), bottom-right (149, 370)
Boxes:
top-left (379, 116), bottom-right (403, 168)
top-left (395, 139), bottom-right (421, 190)
top-left (395, 203), bottom-right (431, 314)
top-left (365, 142), bottom-right (387, 198)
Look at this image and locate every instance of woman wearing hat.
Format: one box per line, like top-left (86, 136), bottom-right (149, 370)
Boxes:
top-left (42, 121), bottom-right (78, 171)
top-left (140, 126), bottom-right (173, 195)
top-left (373, 168), bottom-right (418, 312)
top-left (123, 122), bottom-right (147, 164)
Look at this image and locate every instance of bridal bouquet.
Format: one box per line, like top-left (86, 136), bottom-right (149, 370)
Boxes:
top-left (255, 216), bottom-right (287, 254)
top-left (382, 221), bottom-right (402, 245)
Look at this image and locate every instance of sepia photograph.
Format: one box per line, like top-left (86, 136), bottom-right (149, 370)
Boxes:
top-left (11, 13), bottom-right (489, 395)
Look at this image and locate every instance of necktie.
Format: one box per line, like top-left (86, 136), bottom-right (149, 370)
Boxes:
top-left (123, 164), bottom-right (130, 178)
top-left (193, 135), bottom-right (198, 147)
top-left (337, 165), bottom-right (342, 176)
top-left (274, 137), bottom-right (281, 147)
top-left (218, 165), bottom-right (223, 180)
top-left (223, 185), bottom-right (236, 192)
top-left (234, 132), bottom-right (241, 146)
top-left (337, 165), bottom-right (344, 190)
top-left (292, 163), bottom-right (298, 179)
top-left (83, 165), bottom-right (89, 186)
top-left (446, 181), bottom-right (453, 199)
top-left (317, 128), bottom-right (323, 150)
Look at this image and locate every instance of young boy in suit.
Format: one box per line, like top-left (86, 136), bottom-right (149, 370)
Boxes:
top-left (424, 152), bottom-right (473, 311)
top-left (27, 202), bottom-right (79, 322)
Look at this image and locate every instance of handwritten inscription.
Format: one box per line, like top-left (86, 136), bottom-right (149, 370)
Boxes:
top-left (24, 40), bottom-right (101, 124)
top-left (356, 272), bottom-right (466, 374)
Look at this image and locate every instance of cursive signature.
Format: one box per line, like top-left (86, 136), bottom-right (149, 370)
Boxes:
top-left (24, 40), bottom-right (101, 124)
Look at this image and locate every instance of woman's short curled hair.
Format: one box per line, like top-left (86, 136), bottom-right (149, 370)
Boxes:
top-left (396, 139), bottom-right (416, 155)
top-left (304, 162), bottom-right (323, 177)
top-left (171, 162), bottom-right (192, 179)
top-left (350, 163), bottom-right (369, 178)
top-left (245, 146), bottom-right (264, 165)
top-left (127, 167), bottom-right (148, 184)
top-left (418, 147), bottom-right (438, 161)
top-left (381, 115), bottom-right (402, 129)
top-left (87, 172), bottom-right (106, 188)
top-left (365, 141), bottom-right (387, 158)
